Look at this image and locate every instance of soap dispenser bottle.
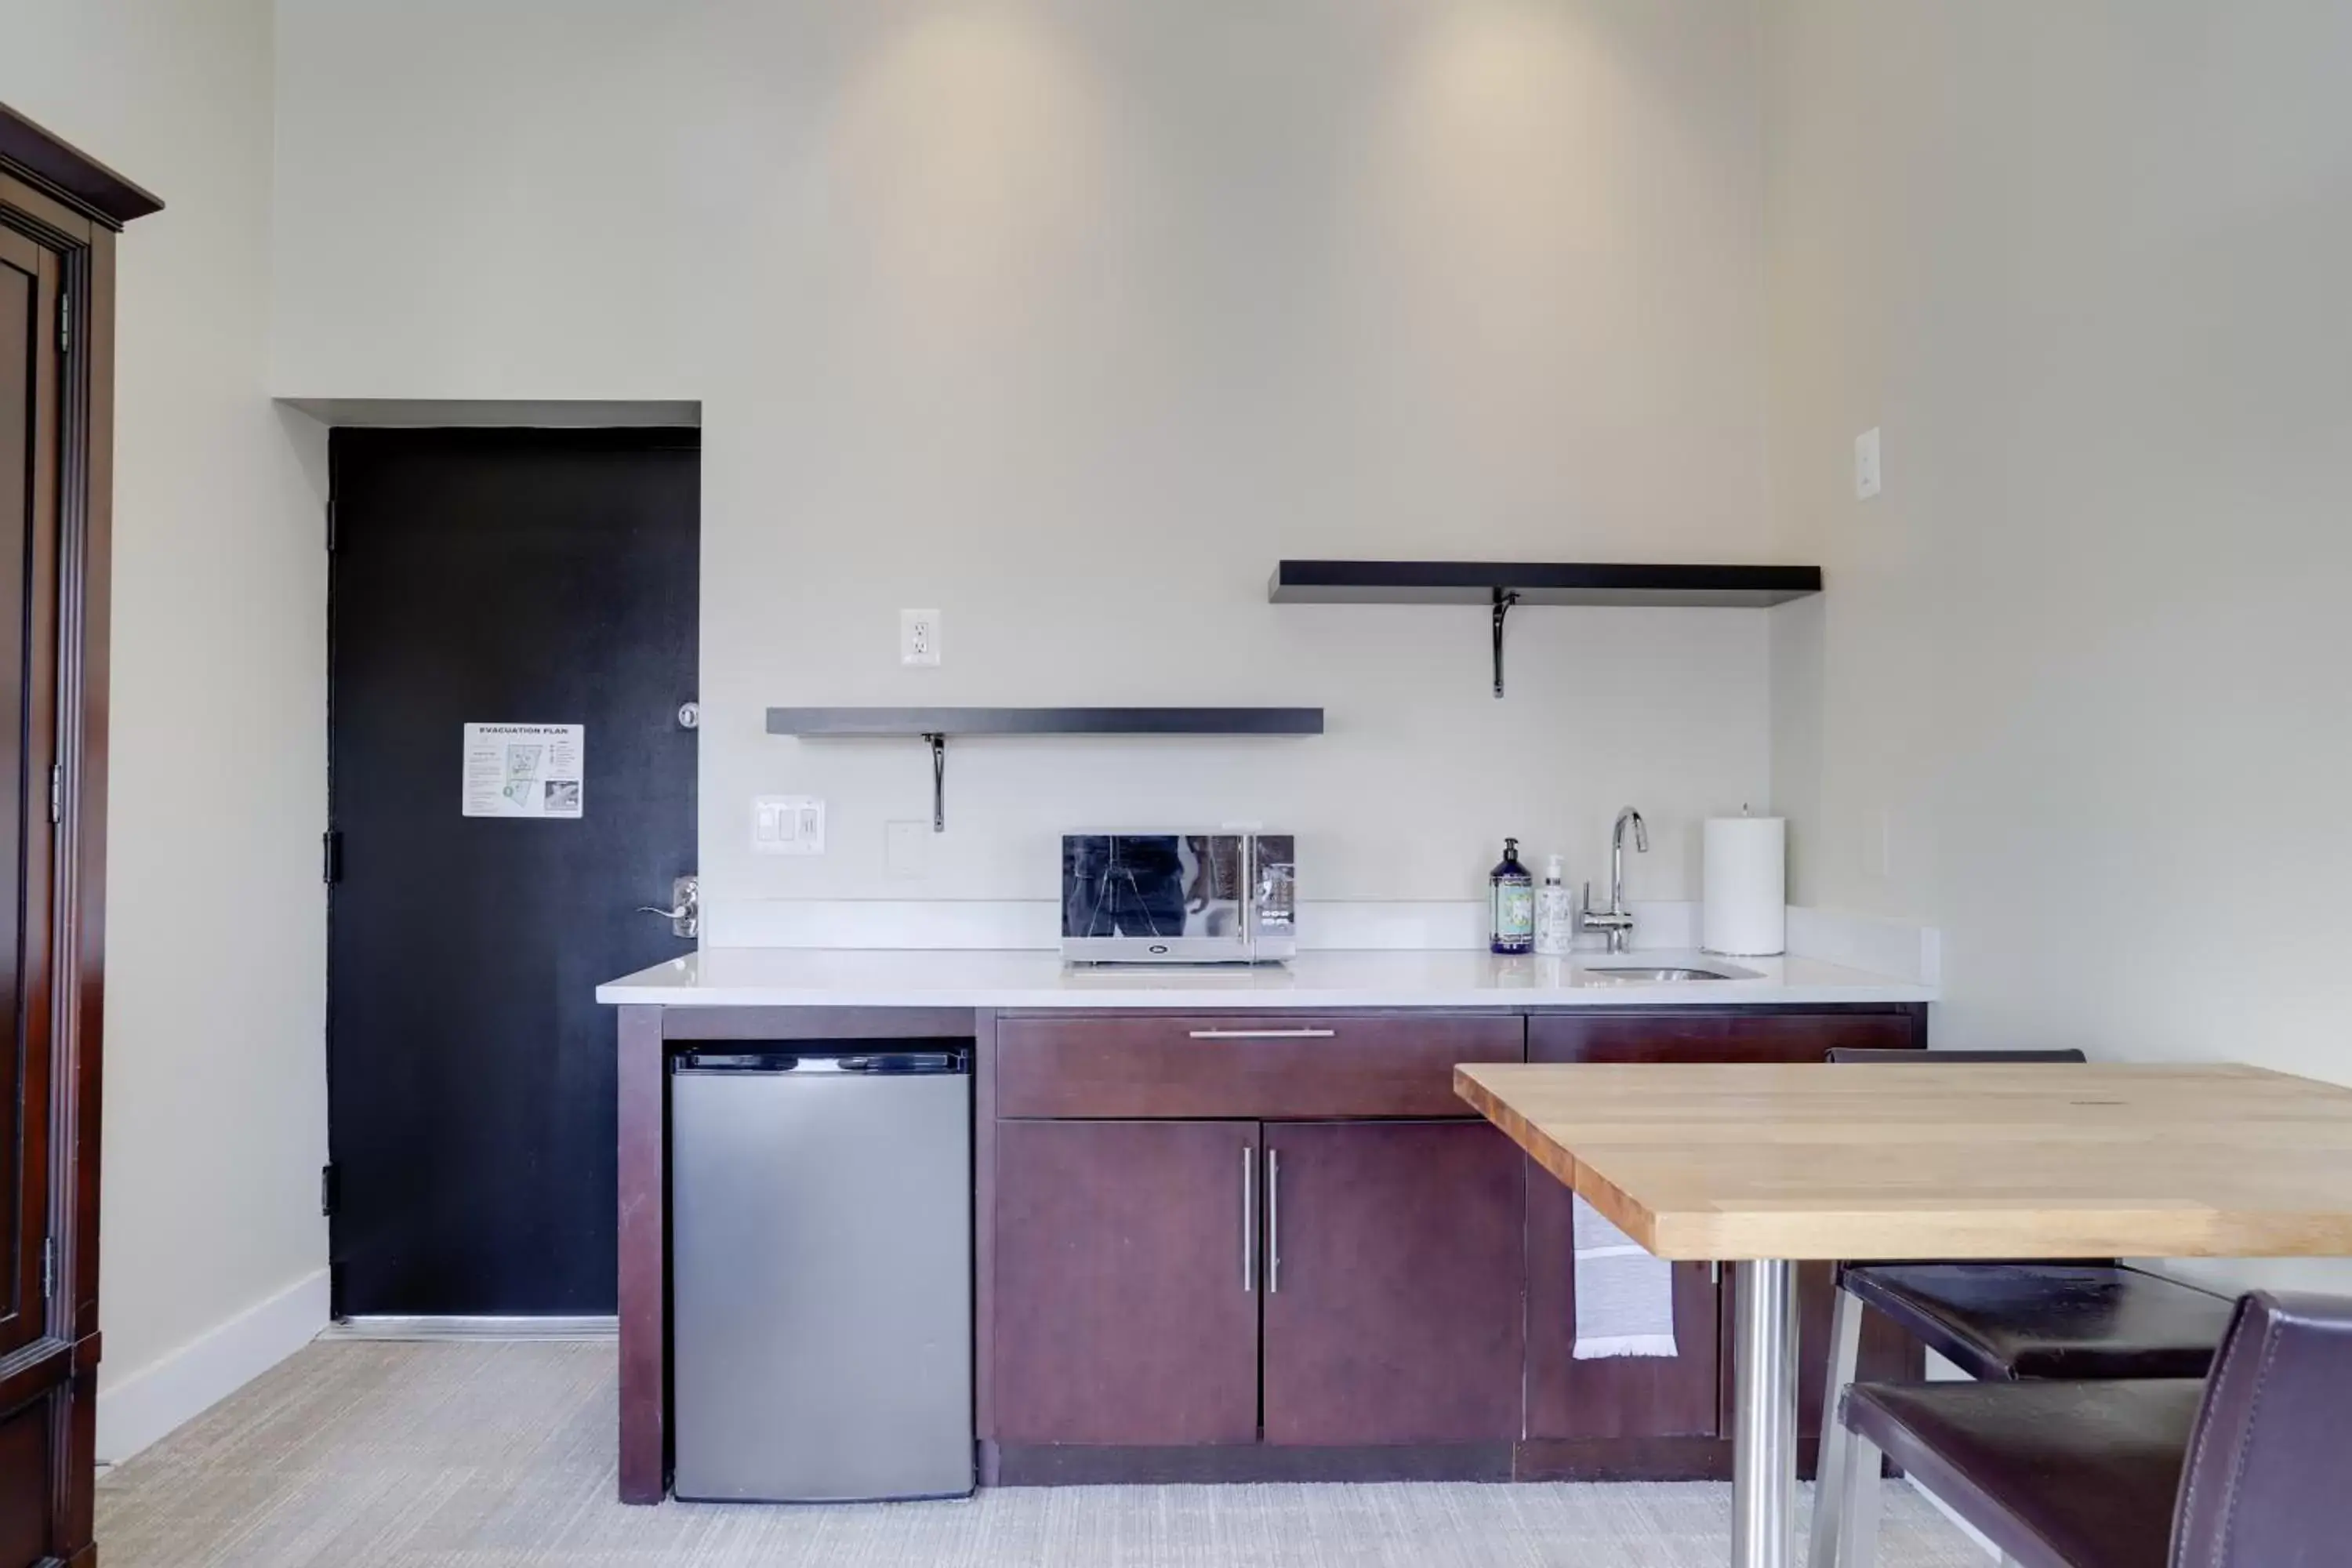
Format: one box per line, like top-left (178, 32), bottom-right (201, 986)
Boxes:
top-left (1535, 854), bottom-right (1574, 956)
top-left (1490, 838), bottom-right (1535, 955)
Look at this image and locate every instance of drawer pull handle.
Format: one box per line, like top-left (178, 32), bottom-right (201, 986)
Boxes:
top-left (1242, 1145), bottom-right (1255, 1294)
top-left (1187, 1028), bottom-right (1337, 1040)
top-left (1267, 1149), bottom-right (1283, 1294)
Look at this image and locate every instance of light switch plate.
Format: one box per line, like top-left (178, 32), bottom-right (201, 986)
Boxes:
top-left (900, 609), bottom-right (942, 666)
top-left (753, 795), bottom-right (825, 855)
top-left (1855, 426), bottom-right (1882, 499)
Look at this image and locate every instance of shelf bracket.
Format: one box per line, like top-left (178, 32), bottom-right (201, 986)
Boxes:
top-left (926, 732), bottom-right (947, 833)
top-left (1490, 588), bottom-right (1520, 699)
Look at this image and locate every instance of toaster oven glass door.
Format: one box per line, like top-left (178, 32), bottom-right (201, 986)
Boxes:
top-left (1063, 835), bottom-right (1247, 944)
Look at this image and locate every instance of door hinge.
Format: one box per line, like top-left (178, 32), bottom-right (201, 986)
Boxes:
top-left (57, 292), bottom-right (71, 356)
top-left (323, 829), bottom-right (343, 884)
top-left (41, 1237), bottom-right (56, 1302)
top-left (321, 1163), bottom-right (339, 1218)
top-left (47, 763), bottom-right (61, 825)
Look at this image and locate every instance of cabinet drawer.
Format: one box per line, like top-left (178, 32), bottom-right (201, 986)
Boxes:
top-left (1530, 1010), bottom-right (1918, 1065)
top-left (996, 1013), bottom-right (1524, 1119)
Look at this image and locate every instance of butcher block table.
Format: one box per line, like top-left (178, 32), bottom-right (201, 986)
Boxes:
top-left (1454, 1061), bottom-right (2352, 1568)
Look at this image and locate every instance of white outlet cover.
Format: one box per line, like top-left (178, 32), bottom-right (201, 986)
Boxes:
top-left (1855, 426), bottom-right (1882, 499)
top-left (901, 608), bottom-right (942, 666)
top-left (753, 795), bottom-right (825, 855)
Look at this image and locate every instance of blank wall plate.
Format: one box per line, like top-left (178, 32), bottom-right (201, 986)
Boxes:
top-left (1855, 427), bottom-right (1882, 499)
top-left (885, 818), bottom-right (931, 878)
top-left (753, 796), bottom-right (825, 855)
top-left (901, 609), bottom-right (942, 666)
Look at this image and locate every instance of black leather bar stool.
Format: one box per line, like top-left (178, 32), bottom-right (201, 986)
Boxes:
top-left (1825, 1290), bottom-right (2352, 1568)
top-left (1809, 1049), bottom-right (2235, 1568)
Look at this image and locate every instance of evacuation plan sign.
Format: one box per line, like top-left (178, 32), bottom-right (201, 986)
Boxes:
top-left (462, 722), bottom-right (584, 818)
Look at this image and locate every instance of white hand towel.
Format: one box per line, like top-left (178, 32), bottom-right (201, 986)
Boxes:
top-left (1571, 1193), bottom-right (1679, 1359)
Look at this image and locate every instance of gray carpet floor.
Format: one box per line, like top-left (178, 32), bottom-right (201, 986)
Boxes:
top-left (95, 1341), bottom-right (1985, 1566)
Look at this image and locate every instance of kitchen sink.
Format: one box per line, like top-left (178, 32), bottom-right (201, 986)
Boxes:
top-left (1583, 965), bottom-right (1743, 982)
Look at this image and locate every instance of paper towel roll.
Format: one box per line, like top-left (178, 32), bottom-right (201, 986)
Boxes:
top-left (1703, 815), bottom-right (1786, 956)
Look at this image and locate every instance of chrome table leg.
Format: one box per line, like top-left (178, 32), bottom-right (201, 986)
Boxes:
top-left (1733, 1259), bottom-right (1801, 1568)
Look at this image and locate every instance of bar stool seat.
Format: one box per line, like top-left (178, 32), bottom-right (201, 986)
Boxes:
top-left (1842, 1377), bottom-right (2199, 1568)
top-left (1842, 1261), bottom-right (2234, 1382)
top-left (1809, 1047), bottom-right (2234, 1568)
top-left (1829, 1292), bottom-right (2352, 1568)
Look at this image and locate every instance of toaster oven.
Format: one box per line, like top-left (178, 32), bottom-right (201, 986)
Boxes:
top-left (1060, 833), bottom-right (1297, 964)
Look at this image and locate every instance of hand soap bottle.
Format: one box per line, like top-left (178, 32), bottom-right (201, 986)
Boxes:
top-left (1489, 838), bottom-right (1534, 955)
top-left (1535, 855), bottom-right (1574, 956)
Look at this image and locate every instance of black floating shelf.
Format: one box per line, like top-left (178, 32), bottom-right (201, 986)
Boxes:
top-left (767, 706), bottom-right (1323, 738)
top-left (767, 707), bottom-right (1323, 830)
top-left (1269, 560), bottom-right (1822, 608)
top-left (1269, 560), bottom-right (1821, 699)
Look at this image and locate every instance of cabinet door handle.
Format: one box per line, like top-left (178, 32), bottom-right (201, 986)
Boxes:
top-left (1187, 1028), bottom-right (1335, 1040)
top-left (1267, 1149), bottom-right (1283, 1294)
top-left (1241, 1144), bottom-right (1255, 1294)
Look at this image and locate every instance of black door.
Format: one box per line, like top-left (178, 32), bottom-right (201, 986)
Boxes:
top-left (328, 428), bottom-right (698, 1316)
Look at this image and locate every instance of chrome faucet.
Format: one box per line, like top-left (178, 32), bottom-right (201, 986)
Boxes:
top-left (1581, 807), bottom-right (1649, 955)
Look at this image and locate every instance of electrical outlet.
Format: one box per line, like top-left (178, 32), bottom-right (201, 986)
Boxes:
top-left (1855, 426), bottom-right (1882, 500)
top-left (901, 609), bottom-right (942, 667)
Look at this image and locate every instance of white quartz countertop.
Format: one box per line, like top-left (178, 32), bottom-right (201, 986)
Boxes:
top-left (595, 947), bottom-right (1936, 1010)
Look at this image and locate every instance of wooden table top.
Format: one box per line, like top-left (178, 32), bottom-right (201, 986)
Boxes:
top-left (1455, 1061), bottom-right (2352, 1261)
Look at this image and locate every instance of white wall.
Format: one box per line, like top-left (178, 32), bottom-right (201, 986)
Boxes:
top-left (1763, 2), bottom-right (2352, 1289)
top-left (269, 0), bottom-right (1781, 920)
top-left (1, 0), bottom-right (331, 1455)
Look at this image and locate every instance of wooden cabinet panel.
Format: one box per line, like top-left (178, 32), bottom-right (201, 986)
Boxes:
top-left (1260, 1122), bottom-right (1525, 1446)
top-left (1525, 1168), bottom-right (1721, 1439)
top-left (992, 1120), bottom-right (1261, 1446)
top-left (1523, 1015), bottom-right (1726, 1437)
top-left (0, 165), bottom-right (92, 1562)
top-left (1529, 1008), bottom-right (1918, 1065)
top-left (0, 227), bottom-right (56, 1376)
top-left (1523, 1012), bottom-right (1922, 1454)
top-left (997, 1012), bottom-right (1523, 1119)
top-left (0, 1390), bottom-right (51, 1567)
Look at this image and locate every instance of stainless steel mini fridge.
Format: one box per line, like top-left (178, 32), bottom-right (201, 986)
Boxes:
top-left (670, 1045), bottom-right (973, 1502)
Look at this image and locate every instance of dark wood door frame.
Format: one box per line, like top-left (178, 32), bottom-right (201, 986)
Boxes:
top-left (0, 102), bottom-right (157, 1568)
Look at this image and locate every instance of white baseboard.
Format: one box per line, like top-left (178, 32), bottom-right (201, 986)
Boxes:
top-left (96, 1267), bottom-right (330, 1466)
top-left (318, 1315), bottom-right (616, 1341)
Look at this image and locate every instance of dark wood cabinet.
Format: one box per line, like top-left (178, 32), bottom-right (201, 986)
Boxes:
top-left (992, 1118), bottom-right (1261, 1446)
top-left (1528, 1007), bottom-right (1918, 1063)
top-left (996, 1012), bottom-right (1522, 1120)
top-left (989, 1009), bottom-right (1530, 1467)
top-left (0, 104), bottom-right (149, 1566)
top-left (610, 1000), bottom-right (1947, 1494)
top-left (1525, 1192), bottom-right (1722, 1442)
top-left (1261, 1121), bottom-right (1524, 1446)
top-left (1523, 1008), bottom-right (1925, 1472)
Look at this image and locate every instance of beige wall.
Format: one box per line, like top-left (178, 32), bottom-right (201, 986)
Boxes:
top-left (1, 0), bottom-right (331, 1438)
top-left (1763, 2), bottom-right (2352, 1287)
top-left (268, 0), bottom-right (1780, 916)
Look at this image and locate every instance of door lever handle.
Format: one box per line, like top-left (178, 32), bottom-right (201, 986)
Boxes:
top-left (637, 875), bottom-right (699, 938)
